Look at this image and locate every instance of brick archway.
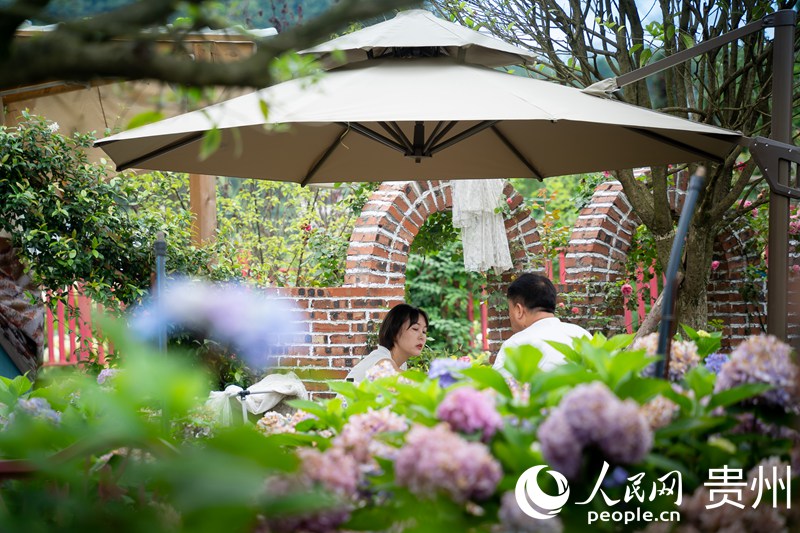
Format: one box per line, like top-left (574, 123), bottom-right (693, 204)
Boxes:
top-left (344, 180), bottom-right (541, 288)
top-left (341, 180), bottom-right (542, 354)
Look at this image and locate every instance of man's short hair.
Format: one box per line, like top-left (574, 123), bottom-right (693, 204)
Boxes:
top-left (507, 273), bottom-right (557, 313)
top-left (378, 303), bottom-right (429, 350)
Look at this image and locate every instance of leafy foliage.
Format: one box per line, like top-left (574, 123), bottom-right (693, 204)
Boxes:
top-left (0, 114), bottom-right (227, 307)
top-left (405, 212), bottom-right (485, 355)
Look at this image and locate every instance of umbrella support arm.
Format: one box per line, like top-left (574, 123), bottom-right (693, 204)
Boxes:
top-left (585, 10), bottom-right (796, 95)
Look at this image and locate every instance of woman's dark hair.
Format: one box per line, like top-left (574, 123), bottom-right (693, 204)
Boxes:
top-left (378, 304), bottom-right (429, 350)
top-left (507, 273), bottom-right (557, 314)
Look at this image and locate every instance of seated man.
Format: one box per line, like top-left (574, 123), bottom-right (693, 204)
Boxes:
top-left (492, 273), bottom-right (590, 372)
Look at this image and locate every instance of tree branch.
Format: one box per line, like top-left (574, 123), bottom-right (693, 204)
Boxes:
top-left (0, 0), bottom-right (420, 90)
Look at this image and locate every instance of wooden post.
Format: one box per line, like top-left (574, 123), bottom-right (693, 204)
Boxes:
top-left (189, 173), bottom-right (217, 245)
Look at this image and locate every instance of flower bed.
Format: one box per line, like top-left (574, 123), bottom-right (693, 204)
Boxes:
top-left (0, 319), bottom-right (796, 532)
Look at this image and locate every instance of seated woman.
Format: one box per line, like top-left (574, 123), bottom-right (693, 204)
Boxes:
top-left (346, 303), bottom-right (428, 384)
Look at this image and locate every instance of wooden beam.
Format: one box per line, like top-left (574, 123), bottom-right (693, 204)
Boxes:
top-left (189, 173), bottom-right (217, 245)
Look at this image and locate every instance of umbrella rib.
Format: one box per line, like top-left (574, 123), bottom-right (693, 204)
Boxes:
top-left (623, 127), bottom-right (724, 163)
top-left (302, 125), bottom-right (350, 186)
top-left (345, 122), bottom-right (408, 154)
top-left (379, 122), bottom-right (413, 153)
top-left (422, 121), bottom-right (447, 153)
top-left (490, 125), bottom-right (544, 180)
top-left (429, 120), bottom-right (498, 156)
top-left (424, 121), bottom-right (458, 153)
top-left (115, 132), bottom-right (205, 171)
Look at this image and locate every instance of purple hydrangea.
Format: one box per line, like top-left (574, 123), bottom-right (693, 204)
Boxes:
top-left (538, 382), bottom-right (653, 479)
top-left (97, 368), bottom-right (120, 385)
top-left (394, 423), bottom-right (502, 503)
top-left (428, 358), bottom-right (471, 388)
top-left (130, 278), bottom-right (305, 369)
top-left (332, 407), bottom-right (409, 465)
top-left (715, 335), bottom-right (798, 412)
top-left (436, 386), bottom-right (503, 441)
top-left (704, 352), bottom-right (729, 374)
top-left (497, 490), bottom-right (564, 533)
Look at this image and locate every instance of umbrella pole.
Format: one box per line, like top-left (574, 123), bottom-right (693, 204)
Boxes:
top-left (654, 170), bottom-right (705, 379)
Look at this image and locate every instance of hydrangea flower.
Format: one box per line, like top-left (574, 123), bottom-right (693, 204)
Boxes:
top-left (130, 278), bottom-right (304, 369)
top-left (715, 335), bottom-right (798, 412)
top-left (632, 332), bottom-right (700, 381)
top-left (436, 386), bottom-right (503, 442)
top-left (10, 397), bottom-right (61, 425)
top-left (640, 395), bottom-right (679, 430)
top-left (266, 447), bottom-right (360, 533)
top-left (394, 423), bottom-right (502, 503)
top-left (538, 382), bottom-right (653, 479)
top-left (332, 407), bottom-right (408, 465)
top-left (258, 410), bottom-right (315, 435)
top-left (97, 368), bottom-right (120, 385)
top-left (365, 358), bottom-right (398, 381)
top-left (428, 358), bottom-right (471, 388)
top-left (704, 352), bottom-right (729, 374)
top-left (496, 491), bottom-right (564, 533)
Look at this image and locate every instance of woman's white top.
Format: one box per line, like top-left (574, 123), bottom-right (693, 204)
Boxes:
top-left (345, 346), bottom-right (406, 384)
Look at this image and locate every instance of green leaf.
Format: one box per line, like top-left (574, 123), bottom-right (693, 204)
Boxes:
top-left (199, 127), bottom-right (221, 160)
top-left (285, 399), bottom-right (328, 419)
top-left (460, 367), bottom-right (512, 397)
top-left (683, 366), bottom-right (715, 399)
top-left (504, 345), bottom-right (543, 383)
top-left (126, 111), bottom-right (165, 130)
top-left (708, 383), bottom-right (772, 409)
top-left (258, 99), bottom-right (269, 120)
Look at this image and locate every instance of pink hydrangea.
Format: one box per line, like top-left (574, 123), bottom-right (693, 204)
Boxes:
top-left (436, 387), bottom-right (503, 441)
top-left (332, 407), bottom-right (408, 465)
top-left (394, 424), bottom-right (502, 503)
top-left (538, 382), bottom-right (653, 479)
top-left (266, 447), bottom-right (360, 533)
top-left (711, 260), bottom-right (720, 271)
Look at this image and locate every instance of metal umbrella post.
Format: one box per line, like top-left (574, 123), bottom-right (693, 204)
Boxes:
top-left (654, 170), bottom-right (706, 378)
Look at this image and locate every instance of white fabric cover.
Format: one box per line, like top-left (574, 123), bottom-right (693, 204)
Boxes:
top-left (206, 372), bottom-right (308, 426)
top-left (451, 179), bottom-right (513, 274)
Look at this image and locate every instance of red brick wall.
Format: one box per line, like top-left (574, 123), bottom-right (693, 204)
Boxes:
top-left (275, 180), bottom-right (543, 397)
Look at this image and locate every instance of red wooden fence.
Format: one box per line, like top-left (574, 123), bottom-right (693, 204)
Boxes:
top-left (43, 286), bottom-right (111, 367)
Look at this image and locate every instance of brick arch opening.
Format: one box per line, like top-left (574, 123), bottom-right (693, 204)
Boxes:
top-left (344, 180), bottom-right (541, 288)
top-left (342, 180), bottom-right (543, 353)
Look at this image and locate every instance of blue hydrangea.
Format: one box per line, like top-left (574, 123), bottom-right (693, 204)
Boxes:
top-left (130, 278), bottom-right (305, 369)
top-left (10, 397), bottom-right (61, 425)
top-left (704, 352), bottom-right (729, 374)
top-left (427, 358), bottom-right (470, 388)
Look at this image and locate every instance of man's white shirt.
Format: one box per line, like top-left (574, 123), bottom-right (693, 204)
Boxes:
top-left (493, 317), bottom-right (590, 372)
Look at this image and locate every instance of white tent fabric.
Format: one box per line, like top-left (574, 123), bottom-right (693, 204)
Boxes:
top-left (206, 372), bottom-right (308, 425)
top-left (451, 179), bottom-right (513, 274)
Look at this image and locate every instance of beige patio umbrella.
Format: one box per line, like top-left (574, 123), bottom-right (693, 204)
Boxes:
top-left (96, 10), bottom-right (741, 184)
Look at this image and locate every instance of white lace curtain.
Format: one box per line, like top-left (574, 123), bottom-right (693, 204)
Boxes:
top-left (451, 179), bottom-right (513, 274)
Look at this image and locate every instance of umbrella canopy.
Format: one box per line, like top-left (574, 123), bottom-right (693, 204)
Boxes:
top-left (301, 9), bottom-right (537, 68)
top-left (97, 57), bottom-right (740, 184)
